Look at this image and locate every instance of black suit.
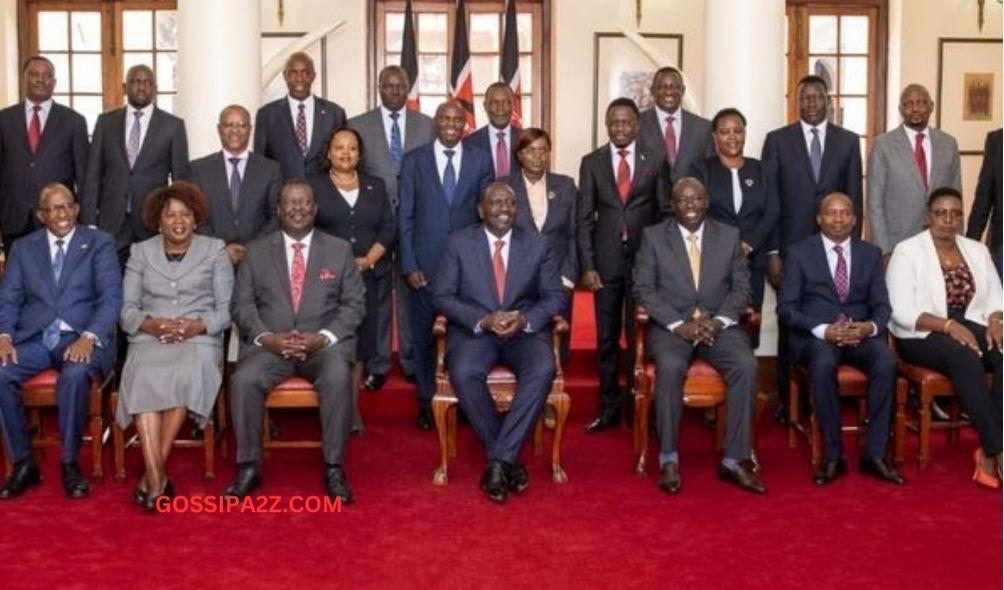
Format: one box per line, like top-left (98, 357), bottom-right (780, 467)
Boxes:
top-left (0, 102), bottom-right (89, 247)
top-left (577, 142), bottom-right (669, 413)
top-left (463, 125), bottom-right (521, 178)
top-left (253, 96), bottom-right (346, 181)
top-left (638, 108), bottom-right (714, 183)
top-left (966, 129), bottom-right (1002, 274)
top-left (191, 151), bottom-right (282, 246)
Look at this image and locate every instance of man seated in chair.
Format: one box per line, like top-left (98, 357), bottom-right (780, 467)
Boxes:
top-left (778, 192), bottom-right (905, 486)
top-left (432, 181), bottom-right (567, 503)
top-left (225, 180), bottom-right (365, 502)
top-left (632, 177), bottom-right (765, 495)
top-left (0, 182), bottom-right (121, 499)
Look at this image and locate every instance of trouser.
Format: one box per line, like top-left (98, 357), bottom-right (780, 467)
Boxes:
top-left (593, 270), bottom-right (635, 413)
top-left (408, 286), bottom-right (437, 406)
top-left (361, 270), bottom-right (392, 376)
top-left (393, 260), bottom-right (416, 375)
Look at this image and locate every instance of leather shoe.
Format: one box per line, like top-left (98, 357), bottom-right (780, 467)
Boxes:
top-left (658, 461), bottom-right (681, 494)
top-left (718, 462), bottom-right (767, 494)
top-left (859, 457), bottom-right (906, 485)
top-left (813, 457), bottom-right (848, 486)
top-left (403, 372), bottom-right (417, 384)
top-left (506, 462), bottom-right (529, 494)
top-left (224, 463), bottom-right (262, 499)
top-left (773, 402), bottom-right (789, 425)
top-left (61, 462), bottom-right (90, 499)
top-left (0, 457), bottom-right (42, 500)
top-left (585, 408), bottom-right (620, 433)
top-left (324, 464), bottom-right (355, 504)
top-left (480, 461), bottom-right (509, 503)
top-left (363, 373), bottom-right (387, 391)
top-left (416, 405), bottom-right (434, 431)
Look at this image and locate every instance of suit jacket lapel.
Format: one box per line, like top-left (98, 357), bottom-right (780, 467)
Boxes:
top-left (788, 124), bottom-right (817, 186)
top-left (30, 233), bottom-right (57, 298)
top-left (811, 235), bottom-right (840, 302)
top-left (510, 174), bottom-right (534, 230)
top-left (696, 221), bottom-right (716, 297)
top-left (36, 104), bottom-right (61, 154)
top-left (818, 126), bottom-right (838, 183)
top-left (541, 174), bottom-right (562, 232)
top-left (56, 230), bottom-right (87, 292)
top-left (475, 231), bottom-right (500, 306)
top-left (403, 110), bottom-right (423, 152)
top-left (596, 145), bottom-right (619, 203)
top-left (848, 239), bottom-right (868, 299)
top-left (667, 221), bottom-right (697, 293)
top-left (133, 108), bottom-right (163, 168)
top-left (451, 148), bottom-right (474, 209)
top-left (113, 108), bottom-right (131, 166)
top-left (308, 99), bottom-right (329, 158)
top-left (639, 110), bottom-right (663, 158)
top-left (891, 126), bottom-right (927, 194)
top-left (271, 234), bottom-right (295, 312)
top-left (502, 231), bottom-right (524, 307)
top-left (299, 233), bottom-right (324, 313)
top-left (15, 103), bottom-right (30, 153)
top-left (626, 147), bottom-right (654, 205)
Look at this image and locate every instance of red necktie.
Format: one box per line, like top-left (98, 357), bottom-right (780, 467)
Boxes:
top-left (664, 115), bottom-right (678, 165)
top-left (496, 131), bottom-right (510, 178)
top-left (290, 242), bottom-right (306, 314)
top-left (493, 240), bottom-right (506, 304)
top-left (914, 132), bottom-right (928, 191)
top-left (28, 105), bottom-right (41, 154)
top-left (616, 149), bottom-right (631, 202)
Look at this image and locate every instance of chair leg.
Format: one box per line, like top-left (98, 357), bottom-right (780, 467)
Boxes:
top-left (203, 421), bottom-right (215, 481)
top-left (894, 379), bottom-right (907, 465)
top-left (89, 410), bottom-right (103, 479)
top-left (714, 403), bottom-right (726, 453)
top-left (447, 403), bottom-right (458, 459)
top-left (810, 410), bottom-right (822, 470)
top-left (550, 393), bottom-right (569, 484)
top-left (634, 391), bottom-right (652, 476)
top-left (113, 423), bottom-right (126, 482)
top-left (262, 410), bottom-right (272, 459)
top-left (947, 398), bottom-right (961, 446)
top-left (216, 387), bottom-right (228, 460)
top-left (788, 381), bottom-right (800, 449)
top-left (533, 415), bottom-right (544, 457)
top-left (431, 397), bottom-right (452, 485)
top-left (918, 390), bottom-right (932, 469)
top-left (856, 398), bottom-right (868, 453)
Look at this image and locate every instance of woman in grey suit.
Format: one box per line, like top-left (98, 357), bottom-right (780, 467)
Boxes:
top-left (117, 182), bottom-right (234, 510)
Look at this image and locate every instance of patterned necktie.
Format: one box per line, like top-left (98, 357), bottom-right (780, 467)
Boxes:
top-left (127, 110), bottom-right (143, 168)
top-left (28, 105), bottom-right (42, 154)
top-left (295, 103), bottom-right (308, 155)
top-left (442, 149), bottom-right (457, 203)
top-left (664, 115), bottom-right (678, 165)
top-left (389, 111), bottom-right (403, 164)
top-left (914, 132), bottom-right (928, 191)
top-left (493, 240), bottom-right (506, 304)
top-left (809, 127), bottom-right (822, 183)
top-left (43, 239), bottom-right (67, 350)
top-left (833, 244), bottom-right (850, 324)
top-left (496, 131), bottom-right (510, 178)
top-left (229, 157), bottom-right (242, 211)
top-left (686, 233), bottom-right (701, 289)
top-left (290, 242), bottom-right (306, 314)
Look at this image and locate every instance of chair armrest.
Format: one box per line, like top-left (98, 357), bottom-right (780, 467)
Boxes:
top-left (432, 315), bottom-right (448, 337)
top-left (552, 315), bottom-right (569, 334)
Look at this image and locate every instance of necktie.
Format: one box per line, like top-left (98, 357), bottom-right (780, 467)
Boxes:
top-left (290, 242), bottom-right (306, 314)
top-left (493, 239), bottom-right (506, 304)
top-left (495, 131), bottom-right (510, 178)
top-left (28, 105), bottom-right (42, 154)
top-left (127, 110), bottom-right (143, 168)
top-left (664, 115), bottom-right (678, 165)
top-left (914, 132), bottom-right (928, 191)
top-left (833, 244), bottom-right (850, 324)
top-left (228, 157), bottom-right (242, 211)
top-left (686, 234), bottom-right (701, 289)
top-left (442, 149), bottom-right (457, 204)
top-left (809, 127), bottom-right (822, 183)
top-left (616, 149), bottom-right (631, 202)
top-left (43, 239), bottom-right (67, 350)
top-left (295, 103), bottom-right (308, 155)
top-left (389, 111), bottom-right (403, 164)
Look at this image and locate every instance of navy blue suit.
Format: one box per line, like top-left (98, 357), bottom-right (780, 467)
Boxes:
top-left (398, 142), bottom-right (494, 403)
top-left (253, 96), bottom-right (346, 181)
top-left (463, 125), bottom-right (521, 178)
top-left (0, 226), bottom-right (121, 464)
top-left (432, 224), bottom-right (566, 463)
top-left (777, 234), bottom-right (895, 461)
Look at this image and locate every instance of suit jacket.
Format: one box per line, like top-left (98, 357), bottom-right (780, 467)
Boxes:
top-left (81, 106), bottom-right (190, 236)
top-left (191, 151), bottom-right (282, 245)
top-left (432, 224), bottom-right (566, 336)
top-left (638, 108), bottom-right (714, 183)
top-left (761, 121), bottom-right (863, 252)
top-left (868, 124), bottom-right (961, 253)
top-left (463, 124), bottom-right (522, 178)
top-left (507, 171), bottom-right (578, 284)
top-left (692, 156), bottom-right (777, 257)
top-left (777, 234), bottom-right (891, 355)
top-left (253, 96), bottom-right (347, 181)
top-left (348, 107), bottom-right (434, 207)
top-left (0, 225), bottom-right (121, 346)
top-left (632, 218), bottom-right (750, 329)
top-left (231, 230), bottom-right (365, 352)
top-left (309, 172), bottom-right (397, 277)
top-left (576, 142), bottom-right (670, 281)
top-left (966, 129), bottom-right (1002, 257)
top-left (398, 142), bottom-right (494, 277)
top-left (120, 234), bottom-right (233, 344)
top-left (0, 102), bottom-right (89, 236)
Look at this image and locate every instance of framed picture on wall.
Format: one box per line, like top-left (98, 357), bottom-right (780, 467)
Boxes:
top-left (936, 37), bottom-right (1002, 155)
top-left (592, 32), bottom-right (683, 148)
top-left (261, 32), bottom-right (328, 104)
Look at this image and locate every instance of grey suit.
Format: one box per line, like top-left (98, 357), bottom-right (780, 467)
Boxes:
top-left (190, 151), bottom-right (282, 246)
top-left (867, 125), bottom-right (961, 253)
top-left (638, 108), bottom-right (715, 184)
top-left (229, 230), bottom-right (365, 465)
top-left (632, 218), bottom-right (756, 461)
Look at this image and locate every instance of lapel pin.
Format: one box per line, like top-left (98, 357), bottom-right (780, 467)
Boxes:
top-left (547, 190), bottom-right (556, 201)
top-left (80, 243), bottom-right (88, 250)
top-left (744, 178), bottom-right (754, 187)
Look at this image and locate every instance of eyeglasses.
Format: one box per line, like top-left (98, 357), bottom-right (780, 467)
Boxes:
top-left (38, 204), bottom-right (76, 214)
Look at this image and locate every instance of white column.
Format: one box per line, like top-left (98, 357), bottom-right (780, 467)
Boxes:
top-left (0, 0), bottom-right (19, 104)
top-left (176, 0), bottom-right (262, 158)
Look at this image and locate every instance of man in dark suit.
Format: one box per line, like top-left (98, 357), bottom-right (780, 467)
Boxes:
top-left (349, 65), bottom-right (435, 386)
top-left (81, 64), bottom-right (190, 262)
top-left (633, 177), bottom-right (765, 495)
top-left (778, 193), bottom-right (905, 486)
top-left (638, 67), bottom-right (714, 183)
top-left (463, 82), bottom-right (521, 179)
top-left (966, 128), bottom-right (1002, 276)
top-left (398, 100), bottom-right (494, 430)
top-left (0, 183), bottom-right (121, 499)
top-left (0, 56), bottom-right (89, 252)
top-left (432, 182), bottom-right (566, 502)
top-left (577, 97), bottom-right (669, 432)
top-left (225, 180), bottom-right (365, 502)
top-left (254, 52), bottom-right (347, 181)
top-left (191, 104), bottom-right (282, 265)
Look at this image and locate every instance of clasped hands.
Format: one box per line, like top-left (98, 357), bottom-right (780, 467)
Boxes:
top-left (140, 316), bottom-right (207, 344)
top-left (260, 330), bottom-right (328, 361)
top-left (824, 321), bottom-right (874, 347)
top-left (0, 334), bottom-right (94, 366)
top-left (674, 315), bottom-right (725, 346)
top-left (478, 310), bottom-right (527, 339)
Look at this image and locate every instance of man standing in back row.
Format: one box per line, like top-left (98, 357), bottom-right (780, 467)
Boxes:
top-left (637, 66), bottom-right (714, 184)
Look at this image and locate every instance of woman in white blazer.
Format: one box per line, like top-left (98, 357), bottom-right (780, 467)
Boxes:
top-left (887, 187), bottom-right (1003, 488)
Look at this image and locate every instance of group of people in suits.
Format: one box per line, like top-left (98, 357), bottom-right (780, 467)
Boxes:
top-left (0, 50), bottom-right (1000, 505)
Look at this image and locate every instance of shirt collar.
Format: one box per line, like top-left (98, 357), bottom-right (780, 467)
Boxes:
top-left (435, 139), bottom-right (462, 156)
top-left (287, 95), bottom-right (315, 110)
top-left (128, 102), bottom-right (155, 118)
top-left (655, 105), bottom-right (681, 122)
top-left (903, 125), bottom-right (930, 141)
top-left (800, 119), bottom-right (828, 135)
top-left (283, 230), bottom-right (314, 250)
top-left (381, 104), bottom-right (403, 120)
top-left (490, 124), bottom-right (511, 136)
top-left (677, 221), bottom-right (705, 242)
top-left (485, 227), bottom-right (513, 245)
top-left (26, 98), bottom-right (53, 115)
top-left (820, 233), bottom-right (851, 251)
top-left (223, 148), bottom-right (250, 161)
top-left (610, 140), bottom-right (636, 156)
top-left (47, 227), bottom-right (75, 248)
top-left (523, 171), bottom-right (546, 187)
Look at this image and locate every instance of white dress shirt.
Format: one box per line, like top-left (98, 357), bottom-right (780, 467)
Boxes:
top-left (488, 124), bottom-right (513, 172)
top-left (287, 95), bottom-right (316, 150)
top-left (434, 140), bottom-right (463, 183)
top-left (222, 149), bottom-right (250, 188)
top-left (340, 187), bottom-right (360, 208)
top-left (474, 228), bottom-right (533, 333)
top-left (655, 105), bottom-right (682, 148)
top-left (123, 102), bottom-right (155, 153)
top-left (47, 228), bottom-right (76, 334)
top-left (729, 168), bottom-right (743, 213)
top-left (609, 141), bottom-right (636, 180)
top-left (24, 98), bottom-right (53, 131)
top-left (902, 125), bottom-right (932, 186)
top-left (810, 234), bottom-right (876, 340)
top-left (667, 222), bottom-right (736, 333)
top-left (800, 119), bottom-right (828, 155)
top-left (381, 105), bottom-right (406, 149)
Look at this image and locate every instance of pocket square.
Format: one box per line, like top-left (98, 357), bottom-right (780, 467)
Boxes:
top-left (319, 268), bottom-right (337, 281)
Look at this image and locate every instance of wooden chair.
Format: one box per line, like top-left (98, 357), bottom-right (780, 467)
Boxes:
top-left (1, 369), bottom-right (112, 479)
top-left (632, 306), bottom-right (768, 476)
top-left (896, 362), bottom-right (971, 469)
top-left (431, 314), bottom-right (571, 486)
top-left (262, 377), bottom-right (322, 455)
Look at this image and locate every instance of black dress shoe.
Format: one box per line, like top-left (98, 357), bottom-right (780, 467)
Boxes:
top-left (416, 405), bottom-right (434, 431)
top-left (61, 462), bottom-right (90, 499)
top-left (324, 464), bottom-right (355, 504)
top-left (363, 373), bottom-right (387, 391)
top-left (480, 461), bottom-right (509, 503)
top-left (658, 462), bottom-right (681, 494)
top-left (773, 402), bottom-right (789, 425)
top-left (224, 463), bottom-right (262, 499)
top-left (0, 458), bottom-right (42, 500)
top-left (813, 457), bottom-right (848, 486)
top-left (585, 408), bottom-right (621, 433)
top-left (859, 457), bottom-right (906, 485)
top-left (718, 462), bottom-right (767, 494)
top-left (506, 462), bottom-right (529, 494)
top-left (403, 372), bottom-right (417, 384)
